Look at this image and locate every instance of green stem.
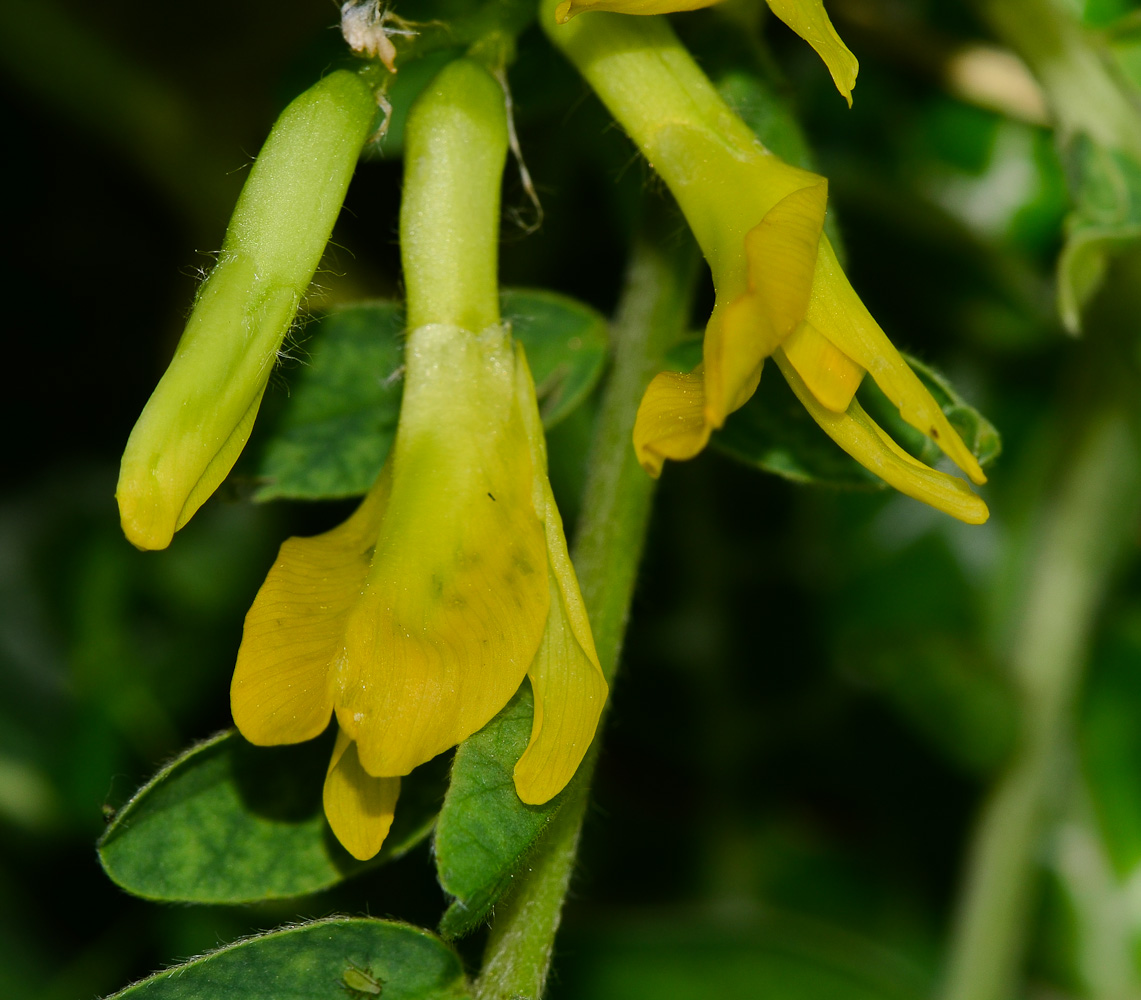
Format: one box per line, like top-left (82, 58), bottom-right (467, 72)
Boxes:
top-left (941, 397), bottom-right (1141, 1000)
top-left (474, 216), bottom-right (698, 1000)
top-left (574, 229), bottom-right (699, 681)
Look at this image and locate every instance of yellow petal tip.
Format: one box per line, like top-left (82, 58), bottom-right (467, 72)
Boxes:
top-left (764, 0), bottom-right (858, 105)
top-left (633, 368), bottom-right (713, 474)
top-left (323, 731), bottom-right (400, 861)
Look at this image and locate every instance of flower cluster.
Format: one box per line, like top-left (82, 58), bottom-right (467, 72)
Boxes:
top-left (119, 1), bottom-right (991, 862)
top-left (118, 59), bottom-right (607, 859)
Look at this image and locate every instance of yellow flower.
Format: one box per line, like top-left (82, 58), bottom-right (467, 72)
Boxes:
top-left (552, 0), bottom-right (858, 106)
top-left (632, 183), bottom-right (990, 524)
top-left (230, 322), bottom-right (608, 859)
top-left (543, 6), bottom-right (989, 525)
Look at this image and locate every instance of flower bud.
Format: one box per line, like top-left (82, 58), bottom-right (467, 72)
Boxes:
top-left (117, 70), bottom-right (376, 550)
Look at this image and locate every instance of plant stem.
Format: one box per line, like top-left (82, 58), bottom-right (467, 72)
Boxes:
top-left (941, 393), bottom-right (1141, 1000)
top-left (474, 215), bottom-right (698, 1000)
top-left (574, 230), bottom-right (699, 682)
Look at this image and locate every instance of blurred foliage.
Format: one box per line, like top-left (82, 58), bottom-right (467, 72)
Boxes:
top-left (5, 0), bottom-right (1141, 998)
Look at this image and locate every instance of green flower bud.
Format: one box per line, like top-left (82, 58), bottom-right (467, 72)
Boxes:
top-left (117, 69), bottom-right (376, 550)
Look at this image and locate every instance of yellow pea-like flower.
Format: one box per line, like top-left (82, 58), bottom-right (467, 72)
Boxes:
top-left (544, 6), bottom-right (989, 525)
top-left (232, 58), bottom-right (608, 860)
top-left (231, 325), bottom-right (608, 859)
top-left (552, 0), bottom-right (858, 106)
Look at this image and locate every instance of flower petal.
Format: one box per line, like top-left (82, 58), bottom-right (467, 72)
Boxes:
top-left (806, 238), bottom-right (988, 485)
top-left (323, 728), bottom-right (401, 861)
top-left (512, 349), bottom-right (608, 804)
top-left (335, 325), bottom-right (550, 777)
top-left (554, 0), bottom-right (717, 23)
top-left (781, 319), bottom-right (865, 413)
top-left (633, 368), bottom-right (712, 478)
top-left (764, 0), bottom-right (859, 106)
top-left (230, 467), bottom-right (391, 746)
top-left (707, 180), bottom-right (829, 425)
top-left (775, 350), bottom-right (989, 524)
top-left (514, 569), bottom-right (608, 805)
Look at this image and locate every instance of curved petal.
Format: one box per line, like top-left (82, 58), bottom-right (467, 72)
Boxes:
top-left (706, 180), bottom-right (829, 425)
top-left (775, 351), bottom-right (989, 524)
top-left (764, 0), bottom-right (859, 106)
top-left (806, 238), bottom-right (987, 485)
top-left (323, 728), bottom-right (401, 861)
top-left (514, 569), bottom-right (608, 805)
top-left (781, 319), bottom-right (865, 413)
top-left (555, 0), bottom-right (716, 21)
top-left (335, 325), bottom-right (550, 777)
top-left (512, 350), bottom-right (607, 804)
top-left (633, 368), bottom-right (712, 478)
top-left (230, 467), bottom-right (391, 746)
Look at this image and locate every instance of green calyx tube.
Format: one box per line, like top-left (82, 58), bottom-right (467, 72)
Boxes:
top-left (399, 58), bottom-right (509, 332)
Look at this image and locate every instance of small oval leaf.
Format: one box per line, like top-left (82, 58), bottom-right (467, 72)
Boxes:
top-left (501, 288), bottom-right (609, 428)
top-left (253, 301), bottom-right (406, 502)
top-left (434, 686), bottom-right (576, 939)
top-left (98, 730), bottom-right (443, 903)
top-left (249, 291), bottom-right (608, 502)
top-left (104, 918), bottom-right (470, 1000)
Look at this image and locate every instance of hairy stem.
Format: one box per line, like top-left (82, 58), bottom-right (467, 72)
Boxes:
top-left (474, 215), bottom-right (698, 1000)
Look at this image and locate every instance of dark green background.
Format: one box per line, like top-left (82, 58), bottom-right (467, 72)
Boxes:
top-left (2, 1), bottom-right (1136, 998)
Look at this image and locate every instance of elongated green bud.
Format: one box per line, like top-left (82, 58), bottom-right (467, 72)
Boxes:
top-left (117, 69), bottom-right (376, 550)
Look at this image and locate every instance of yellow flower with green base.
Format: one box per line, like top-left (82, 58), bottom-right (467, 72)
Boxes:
top-left (230, 58), bottom-right (608, 860)
top-left (542, 5), bottom-right (989, 525)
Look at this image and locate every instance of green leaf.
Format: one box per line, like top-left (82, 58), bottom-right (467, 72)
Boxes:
top-left (250, 291), bottom-right (607, 502)
top-left (713, 349), bottom-right (1000, 489)
top-left (434, 686), bottom-right (574, 938)
top-left (502, 288), bottom-right (609, 428)
top-left (98, 730), bottom-right (443, 903)
top-left (715, 362), bottom-right (881, 489)
top-left (861, 354), bottom-right (1002, 471)
top-left (104, 917), bottom-right (469, 1000)
top-left (1057, 133), bottom-right (1141, 333)
top-left (252, 301), bottom-right (405, 502)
